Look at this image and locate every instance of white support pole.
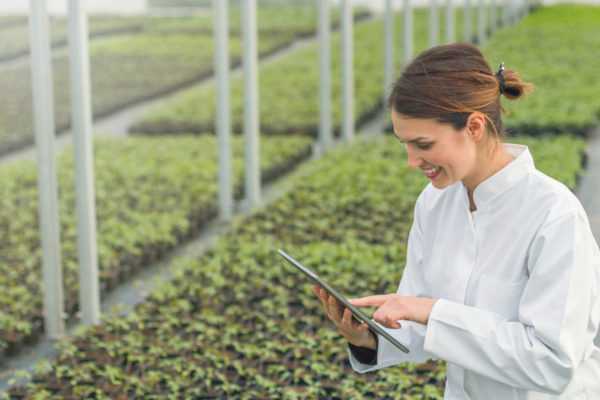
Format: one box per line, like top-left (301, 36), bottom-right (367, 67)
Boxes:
top-left (213, 0), bottom-right (233, 221)
top-left (318, 0), bottom-right (332, 151)
top-left (478, 0), bottom-right (486, 45)
top-left (464, 0), bottom-right (472, 42)
top-left (28, 0), bottom-right (65, 339)
top-left (403, 0), bottom-right (413, 66)
top-left (445, 0), bottom-right (454, 43)
top-left (67, 0), bottom-right (100, 326)
top-left (490, 0), bottom-right (497, 33)
top-left (502, 0), bottom-right (510, 26)
top-left (241, 0), bottom-right (261, 207)
top-left (429, 0), bottom-right (439, 48)
top-left (384, 0), bottom-right (394, 105)
top-left (341, 0), bottom-right (354, 142)
top-left (509, 0), bottom-right (517, 25)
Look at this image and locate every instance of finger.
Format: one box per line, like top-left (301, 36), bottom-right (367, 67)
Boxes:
top-left (358, 322), bottom-right (369, 332)
top-left (312, 285), bottom-right (319, 296)
top-left (320, 289), bottom-right (336, 318)
top-left (389, 321), bottom-right (402, 329)
top-left (319, 287), bottom-right (328, 302)
top-left (315, 288), bottom-right (329, 314)
top-left (341, 308), bottom-right (352, 326)
top-left (376, 315), bottom-right (401, 329)
top-left (314, 286), bottom-right (328, 305)
top-left (348, 294), bottom-right (393, 307)
top-left (328, 296), bottom-right (342, 321)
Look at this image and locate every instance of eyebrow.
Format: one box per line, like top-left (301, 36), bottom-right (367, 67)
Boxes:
top-left (395, 136), bottom-right (430, 144)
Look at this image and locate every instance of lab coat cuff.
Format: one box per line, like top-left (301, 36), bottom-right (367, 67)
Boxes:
top-left (423, 298), bottom-right (446, 357)
top-left (424, 298), bottom-right (505, 359)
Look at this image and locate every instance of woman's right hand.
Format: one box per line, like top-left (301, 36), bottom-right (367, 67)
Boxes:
top-left (312, 285), bottom-right (377, 350)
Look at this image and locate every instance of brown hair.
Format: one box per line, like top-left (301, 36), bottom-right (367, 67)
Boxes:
top-left (387, 43), bottom-right (534, 141)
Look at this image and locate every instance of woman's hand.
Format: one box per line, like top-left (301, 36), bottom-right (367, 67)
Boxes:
top-left (312, 285), bottom-right (377, 350)
top-left (349, 294), bottom-right (438, 329)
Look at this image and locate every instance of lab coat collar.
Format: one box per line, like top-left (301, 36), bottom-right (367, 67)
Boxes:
top-left (462, 143), bottom-right (535, 211)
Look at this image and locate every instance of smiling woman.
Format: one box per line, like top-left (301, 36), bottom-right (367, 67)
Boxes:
top-left (387, 43), bottom-right (534, 208)
top-left (313, 42), bottom-right (600, 400)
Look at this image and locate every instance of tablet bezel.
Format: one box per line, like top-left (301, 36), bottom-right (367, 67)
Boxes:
top-left (278, 249), bottom-right (409, 354)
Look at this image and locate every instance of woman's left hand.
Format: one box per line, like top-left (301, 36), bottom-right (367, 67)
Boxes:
top-left (349, 294), bottom-right (438, 329)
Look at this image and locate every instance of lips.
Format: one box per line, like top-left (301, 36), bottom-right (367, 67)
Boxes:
top-left (423, 166), bottom-right (441, 179)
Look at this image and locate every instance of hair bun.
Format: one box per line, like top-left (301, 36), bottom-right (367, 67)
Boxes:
top-left (500, 68), bottom-right (534, 100)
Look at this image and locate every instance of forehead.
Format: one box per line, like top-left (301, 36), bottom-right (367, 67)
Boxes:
top-left (391, 111), bottom-right (451, 142)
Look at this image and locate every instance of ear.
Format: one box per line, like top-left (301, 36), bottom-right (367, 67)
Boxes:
top-left (465, 112), bottom-right (487, 143)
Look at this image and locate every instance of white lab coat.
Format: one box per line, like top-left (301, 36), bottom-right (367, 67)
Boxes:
top-left (348, 143), bottom-right (600, 399)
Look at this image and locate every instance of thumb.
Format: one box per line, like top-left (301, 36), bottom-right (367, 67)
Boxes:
top-left (349, 294), bottom-right (393, 307)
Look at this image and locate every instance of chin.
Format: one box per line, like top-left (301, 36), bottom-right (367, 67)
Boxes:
top-left (431, 176), bottom-right (451, 189)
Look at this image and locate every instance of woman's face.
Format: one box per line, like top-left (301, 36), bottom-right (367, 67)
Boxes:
top-left (391, 110), bottom-right (480, 190)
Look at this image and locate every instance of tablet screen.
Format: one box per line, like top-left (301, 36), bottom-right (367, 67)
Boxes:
top-left (278, 249), bottom-right (409, 354)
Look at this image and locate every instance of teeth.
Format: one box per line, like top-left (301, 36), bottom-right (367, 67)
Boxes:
top-left (424, 167), bottom-right (441, 177)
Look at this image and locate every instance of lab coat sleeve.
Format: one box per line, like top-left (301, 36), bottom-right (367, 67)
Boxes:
top-left (348, 193), bottom-right (436, 373)
top-left (423, 210), bottom-right (600, 394)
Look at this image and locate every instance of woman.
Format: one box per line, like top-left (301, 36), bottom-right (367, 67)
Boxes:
top-left (313, 43), bottom-right (600, 399)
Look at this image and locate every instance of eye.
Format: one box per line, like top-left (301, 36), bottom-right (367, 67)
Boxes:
top-left (417, 142), bottom-right (433, 150)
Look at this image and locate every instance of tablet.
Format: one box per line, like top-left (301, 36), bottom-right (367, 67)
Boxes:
top-left (278, 249), bottom-right (409, 354)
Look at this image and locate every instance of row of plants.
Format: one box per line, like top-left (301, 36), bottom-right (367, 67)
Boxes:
top-left (0, 134), bottom-right (312, 363)
top-left (0, 16), bottom-right (27, 30)
top-left (483, 5), bottom-right (600, 136)
top-left (0, 8), bottom-right (369, 155)
top-left (143, 5), bottom-right (369, 37)
top-left (130, 8), bottom-right (470, 137)
top-left (0, 16), bottom-right (146, 62)
top-left (5, 133), bottom-right (587, 398)
top-left (0, 5), bottom-right (366, 61)
top-left (148, 0), bottom-right (212, 8)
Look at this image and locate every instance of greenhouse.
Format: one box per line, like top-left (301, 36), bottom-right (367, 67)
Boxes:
top-left (0, 0), bottom-right (599, 398)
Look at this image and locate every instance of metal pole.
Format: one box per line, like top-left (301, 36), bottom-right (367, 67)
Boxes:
top-left (490, 0), bottom-right (497, 33)
top-left (509, 0), bottom-right (517, 25)
top-left (68, 0), bottom-right (100, 326)
top-left (213, 0), bottom-right (233, 220)
top-left (242, 0), bottom-right (260, 207)
top-left (318, 0), bottom-right (332, 151)
top-left (429, 0), bottom-right (439, 48)
top-left (464, 0), bottom-right (472, 42)
top-left (502, 0), bottom-right (510, 26)
top-left (445, 0), bottom-right (454, 43)
top-left (384, 0), bottom-right (394, 105)
top-left (341, 0), bottom-right (354, 142)
top-left (28, 0), bottom-right (65, 339)
top-left (403, 0), bottom-right (413, 65)
top-left (477, 0), bottom-right (486, 45)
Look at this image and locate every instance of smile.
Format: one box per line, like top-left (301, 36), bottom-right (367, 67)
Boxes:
top-left (423, 166), bottom-right (441, 179)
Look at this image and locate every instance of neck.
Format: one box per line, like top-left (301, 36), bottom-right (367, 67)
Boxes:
top-left (463, 143), bottom-right (514, 209)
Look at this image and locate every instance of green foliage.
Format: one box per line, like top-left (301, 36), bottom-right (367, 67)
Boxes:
top-left (484, 5), bottom-right (600, 136)
top-left (0, 135), bottom-right (311, 356)
top-left (0, 5), bottom-right (370, 153)
top-left (0, 16), bottom-right (147, 62)
top-left (130, 8), bottom-right (465, 136)
top-left (8, 134), bottom-right (585, 398)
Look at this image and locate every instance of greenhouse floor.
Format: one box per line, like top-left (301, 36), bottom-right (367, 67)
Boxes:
top-left (576, 126), bottom-right (600, 243)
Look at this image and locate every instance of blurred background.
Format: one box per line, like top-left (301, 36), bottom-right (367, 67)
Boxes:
top-left (0, 0), bottom-right (599, 398)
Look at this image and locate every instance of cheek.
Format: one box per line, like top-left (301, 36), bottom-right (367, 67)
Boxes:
top-left (448, 152), bottom-right (477, 179)
top-left (438, 142), bottom-right (474, 178)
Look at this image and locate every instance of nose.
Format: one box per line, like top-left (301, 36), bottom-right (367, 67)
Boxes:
top-left (405, 145), bottom-right (422, 169)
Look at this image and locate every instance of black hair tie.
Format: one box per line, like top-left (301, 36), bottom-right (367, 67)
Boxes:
top-left (496, 62), bottom-right (506, 95)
